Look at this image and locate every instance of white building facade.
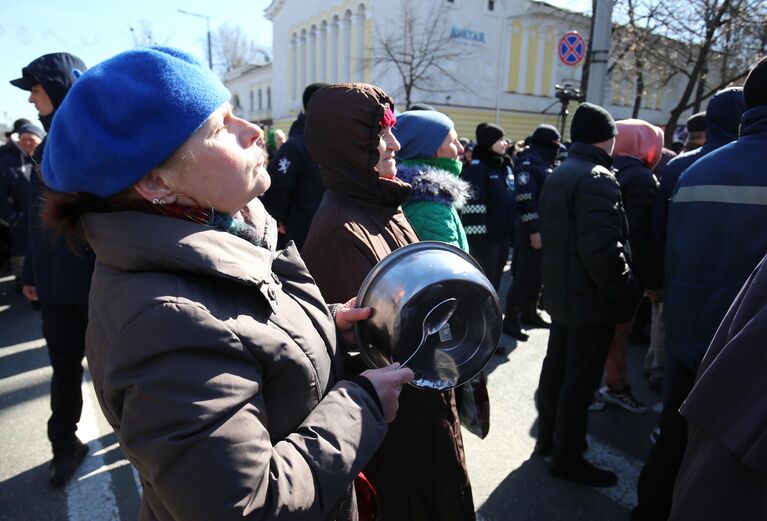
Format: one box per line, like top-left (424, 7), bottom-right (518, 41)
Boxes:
top-left (264, 0), bottom-right (695, 139)
top-left (224, 62), bottom-right (274, 124)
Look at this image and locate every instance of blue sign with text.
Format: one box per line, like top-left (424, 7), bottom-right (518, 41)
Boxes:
top-left (450, 26), bottom-right (486, 44)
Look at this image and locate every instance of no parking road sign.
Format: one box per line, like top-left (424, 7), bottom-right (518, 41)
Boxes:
top-left (558, 31), bottom-right (586, 66)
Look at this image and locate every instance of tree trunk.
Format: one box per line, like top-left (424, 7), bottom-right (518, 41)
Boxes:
top-left (632, 70), bottom-right (644, 118)
top-left (632, 52), bottom-right (645, 118)
top-left (663, 0), bottom-right (732, 145)
top-left (693, 67), bottom-right (708, 112)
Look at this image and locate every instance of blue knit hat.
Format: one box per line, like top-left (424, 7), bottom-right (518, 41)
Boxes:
top-left (42, 46), bottom-right (231, 197)
top-left (393, 110), bottom-right (454, 161)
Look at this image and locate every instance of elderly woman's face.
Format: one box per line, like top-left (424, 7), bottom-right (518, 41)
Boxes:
top-left (162, 105), bottom-right (270, 213)
top-left (435, 129), bottom-right (464, 160)
top-left (374, 126), bottom-right (400, 179)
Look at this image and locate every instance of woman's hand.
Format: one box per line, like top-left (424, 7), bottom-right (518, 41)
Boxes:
top-left (334, 297), bottom-right (371, 344)
top-left (361, 363), bottom-right (415, 422)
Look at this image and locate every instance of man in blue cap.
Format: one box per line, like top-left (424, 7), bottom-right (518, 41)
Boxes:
top-left (10, 52), bottom-right (94, 487)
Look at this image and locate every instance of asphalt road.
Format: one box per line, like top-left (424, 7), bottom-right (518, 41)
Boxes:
top-left (0, 269), bottom-right (660, 521)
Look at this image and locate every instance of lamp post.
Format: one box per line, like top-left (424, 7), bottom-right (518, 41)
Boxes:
top-left (178, 9), bottom-right (213, 70)
top-left (585, 0), bottom-right (613, 106)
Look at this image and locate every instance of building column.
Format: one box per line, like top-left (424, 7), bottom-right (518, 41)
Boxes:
top-left (299, 29), bottom-right (307, 99)
top-left (329, 16), bottom-right (339, 82)
top-left (342, 11), bottom-right (352, 81)
top-left (290, 34), bottom-right (297, 101)
top-left (353, 6), bottom-right (366, 81)
top-left (518, 26), bottom-right (530, 93)
top-left (309, 26), bottom-right (317, 84)
top-left (319, 21), bottom-right (328, 83)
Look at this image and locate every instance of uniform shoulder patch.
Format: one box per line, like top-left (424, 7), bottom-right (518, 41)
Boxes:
top-left (277, 157), bottom-right (291, 174)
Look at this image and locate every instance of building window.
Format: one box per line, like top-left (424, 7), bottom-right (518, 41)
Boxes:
top-left (258, 88), bottom-right (263, 110)
top-left (249, 90), bottom-right (254, 111)
top-left (447, 0), bottom-right (454, 2)
top-left (267, 87), bottom-right (272, 109)
top-left (488, 0), bottom-right (495, 10)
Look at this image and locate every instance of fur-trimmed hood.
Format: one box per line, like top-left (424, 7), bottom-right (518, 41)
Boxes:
top-left (396, 164), bottom-right (472, 209)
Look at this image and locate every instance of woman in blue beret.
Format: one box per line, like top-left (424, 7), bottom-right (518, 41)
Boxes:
top-left (41, 46), bottom-right (413, 521)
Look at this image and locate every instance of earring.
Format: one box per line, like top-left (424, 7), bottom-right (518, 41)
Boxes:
top-left (152, 198), bottom-right (166, 205)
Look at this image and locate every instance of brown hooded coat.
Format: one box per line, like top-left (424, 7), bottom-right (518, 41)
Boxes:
top-left (301, 83), bottom-right (475, 521)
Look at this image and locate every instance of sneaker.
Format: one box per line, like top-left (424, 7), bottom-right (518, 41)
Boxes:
top-left (599, 385), bottom-right (648, 414)
top-left (549, 456), bottom-right (617, 487)
top-left (50, 440), bottom-right (89, 487)
top-left (588, 390), bottom-right (605, 411)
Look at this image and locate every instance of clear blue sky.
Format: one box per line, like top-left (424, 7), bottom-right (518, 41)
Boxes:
top-left (0, 0), bottom-right (273, 127)
top-left (1, 0), bottom-right (590, 128)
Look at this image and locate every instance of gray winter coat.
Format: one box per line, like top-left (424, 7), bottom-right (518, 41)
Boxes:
top-left (82, 204), bottom-right (387, 521)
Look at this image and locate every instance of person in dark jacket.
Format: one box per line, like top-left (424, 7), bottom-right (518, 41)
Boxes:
top-left (668, 253), bottom-right (767, 520)
top-left (461, 123), bottom-right (516, 292)
top-left (10, 52), bottom-right (94, 487)
top-left (597, 119), bottom-right (664, 414)
top-left (647, 87), bottom-right (745, 390)
top-left (631, 59), bottom-right (766, 521)
top-left (536, 103), bottom-right (640, 487)
top-left (682, 111), bottom-right (706, 152)
top-left (652, 87), bottom-right (746, 263)
top-left (261, 82), bottom-right (328, 250)
top-left (503, 124), bottom-right (560, 340)
top-left (301, 83), bottom-right (476, 521)
top-left (40, 49), bottom-right (414, 520)
top-left (0, 122), bottom-right (44, 278)
top-left (0, 118), bottom-right (33, 160)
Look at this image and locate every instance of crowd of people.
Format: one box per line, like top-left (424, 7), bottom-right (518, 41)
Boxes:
top-left (2, 43), bottom-right (766, 520)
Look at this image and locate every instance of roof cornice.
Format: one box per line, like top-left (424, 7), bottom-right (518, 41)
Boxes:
top-left (264, 0), bottom-right (287, 20)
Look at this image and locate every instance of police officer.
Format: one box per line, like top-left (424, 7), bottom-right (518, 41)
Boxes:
top-left (461, 123), bottom-right (517, 295)
top-left (503, 125), bottom-right (560, 339)
top-left (10, 52), bottom-right (94, 487)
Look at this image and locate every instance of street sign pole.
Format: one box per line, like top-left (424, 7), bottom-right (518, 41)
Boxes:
top-left (585, 0), bottom-right (613, 106)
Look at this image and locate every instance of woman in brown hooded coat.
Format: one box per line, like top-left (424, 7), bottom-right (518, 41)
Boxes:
top-left (301, 83), bottom-right (475, 521)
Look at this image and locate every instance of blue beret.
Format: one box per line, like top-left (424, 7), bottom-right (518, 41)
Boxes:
top-left (394, 110), bottom-right (454, 161)
top-left (42, 46), bottom-right (231, 197)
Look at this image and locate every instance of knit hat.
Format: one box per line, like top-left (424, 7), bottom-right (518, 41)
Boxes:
top-left (531, 124), bottom-right (561, 148)
top-left (42, 47), bottom-right (231, 197)
top-left (475, 122), bottom-right (488, 141)
top-left (476, 124), bottom-right (505, 150)
top-left (686, 112), bottom-right (706, 132)
top-left (393, 110), bottom-right (454, 161)
top-left (5, 118), bottom-right (32, 138)
top-left (570, 102), bottom-right (617, 144)
top-left (16, 122), bottom-right (45, 140)
top-left (743, 56), bottom-right (767, 108)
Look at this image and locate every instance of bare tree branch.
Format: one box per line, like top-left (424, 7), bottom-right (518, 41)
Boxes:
top-left (371, 4), bottom-right (479, 108)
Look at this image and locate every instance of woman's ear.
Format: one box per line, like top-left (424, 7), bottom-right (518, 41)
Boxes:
top-left (133, 169), bottom-right (177, 205)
